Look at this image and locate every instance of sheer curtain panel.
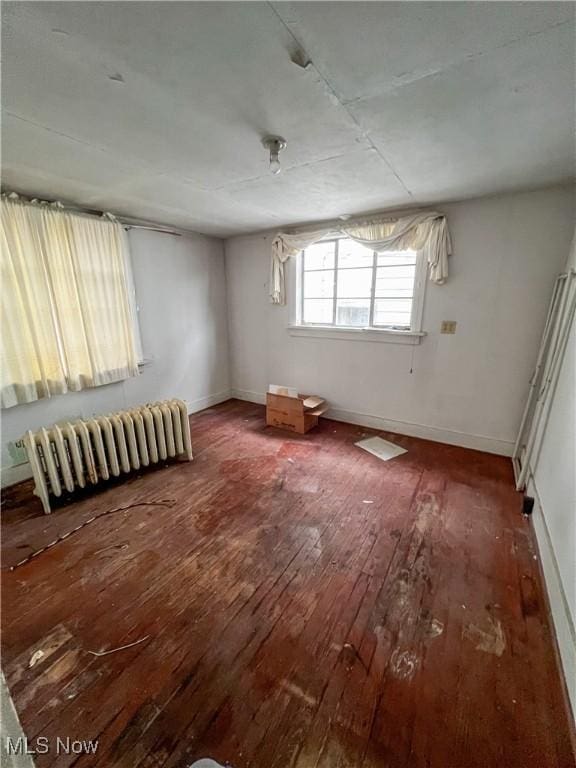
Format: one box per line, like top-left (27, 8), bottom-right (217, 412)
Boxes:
top-left (1, 195), bottom-right (140, 408)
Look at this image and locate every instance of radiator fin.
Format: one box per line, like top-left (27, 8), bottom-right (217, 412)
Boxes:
top-left (23, 398), bottom-right (193, 514)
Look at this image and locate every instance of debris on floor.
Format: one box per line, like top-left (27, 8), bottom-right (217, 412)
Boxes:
top-left (28, 649), bottom-right (44, 668)
top-left (341, 642), bottom-right (369, 672)
top-left (87, 635), bottom-right (150, 657)
top-left (427, 618), bottom-right (444, 639)
top-left (355, 435), bottom-right (407, 461)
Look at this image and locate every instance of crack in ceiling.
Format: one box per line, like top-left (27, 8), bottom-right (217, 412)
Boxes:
top-left (341, 18), bottom-right (575, 106)
top-left (2, 2), bottom-right (573, 237)
top-left (268, 1), bottom-right (414, 198)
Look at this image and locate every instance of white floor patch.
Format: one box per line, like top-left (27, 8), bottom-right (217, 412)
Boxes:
top-left (355, 436), bottom-right (407, 462)
top-left (189, 761), bottom-right (226, 768)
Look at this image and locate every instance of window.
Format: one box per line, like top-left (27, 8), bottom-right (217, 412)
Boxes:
top-left (297, 237), bottom-right (424, 332)
top-left (1, 196), bottom-right (141, 408)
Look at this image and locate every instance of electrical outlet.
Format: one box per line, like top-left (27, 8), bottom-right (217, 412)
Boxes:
top-left (7, 440), bottom-right (27, 464)
top-left (441, 320), bottom-right (457, 334)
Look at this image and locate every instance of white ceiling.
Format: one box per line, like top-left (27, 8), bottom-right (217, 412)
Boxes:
top-left (2, 2), bottom-right (574, 237)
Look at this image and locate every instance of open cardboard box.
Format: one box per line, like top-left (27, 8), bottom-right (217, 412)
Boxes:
top-left (266, 388), bottom-right (329, 434)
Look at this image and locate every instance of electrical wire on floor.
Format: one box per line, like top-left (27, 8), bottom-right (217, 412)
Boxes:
top-left (4, 499), bottom-right (176, 572)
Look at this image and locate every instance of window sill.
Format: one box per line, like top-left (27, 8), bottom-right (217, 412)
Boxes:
top-left (287, 325), bottom-right (426, 345)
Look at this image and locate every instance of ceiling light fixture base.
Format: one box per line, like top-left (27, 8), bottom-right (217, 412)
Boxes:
top-left (262, 136), bottom-right (287, 153)
top-left (262, 135), bottom-right (287, 175)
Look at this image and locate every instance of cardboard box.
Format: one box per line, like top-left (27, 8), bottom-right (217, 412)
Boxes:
top-left (266, 391), bottom-right (329, 434)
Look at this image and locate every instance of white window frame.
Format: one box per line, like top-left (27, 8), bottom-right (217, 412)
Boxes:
top-left (289, 236), bottom-right (427, 345)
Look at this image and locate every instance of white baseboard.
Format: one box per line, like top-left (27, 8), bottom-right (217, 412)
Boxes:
top-left (231, 389), bottom-right (513, 456)
top-left (186, 389), bottom-right (232, 414)
top-left (1, 461), bottom-right (32, 489)
top-left (231, 388), bottom-right (266, 406)
top-left (326, 407), bottom-right (514, 456)
top-left (0, 390), bottom-right (234, 490)
top-left (527, 475), bottom-right (576, 719)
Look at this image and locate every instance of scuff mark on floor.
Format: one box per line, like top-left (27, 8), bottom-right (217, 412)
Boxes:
top-left (414, 493), bottom-right (440, 535)
top-left (390, 648), bottom-right (419, 680)
top-left (463, 615), bottom-right (506, 656)
top-left (280, 679), bottom-right (317, 708)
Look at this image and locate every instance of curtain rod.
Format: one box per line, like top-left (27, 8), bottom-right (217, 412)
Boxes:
top-left (122, 221), bottom-right (182, 237)
top-left (1, 191), bottom-right (184, 237)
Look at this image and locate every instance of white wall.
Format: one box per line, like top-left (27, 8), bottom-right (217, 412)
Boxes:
top-left (225, 185), bottom-right (575, 455)
top-left (1, 227), bottom-right (231, 485)
top-left (528, 232), bottom-right (575, 715)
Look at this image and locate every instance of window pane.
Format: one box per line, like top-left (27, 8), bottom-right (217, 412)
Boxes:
top-left (338, 239), bottom-right (373, 268)
top-left (337, 267), bottom-right (372, 298)
top-left (304, 270), bottom-right (334, 298)
top-left (373, 298), bottom-right (413, 328)
top-left (376, 264), bottom-right (416, 280)
top-left (375, 270), bottom-right (415, 298)
top-left (303, 298), bottom-right (333, 324)
top-left (304, 241), bottom-right (335, 271)
top-left (336, 299), bottom-right (370, 327)
top-left (377, 250), bottom-right (417, 267)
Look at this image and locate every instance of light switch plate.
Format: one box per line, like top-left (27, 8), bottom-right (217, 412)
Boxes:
top-left (441, 320), bottom-right (457, 334)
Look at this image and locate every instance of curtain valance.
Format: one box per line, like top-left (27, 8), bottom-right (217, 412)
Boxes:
top-left (270, 211), bottom-right (452, 304)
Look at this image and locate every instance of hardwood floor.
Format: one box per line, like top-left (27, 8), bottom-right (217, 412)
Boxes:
top-left (1, 399), bottom-right (574, 768)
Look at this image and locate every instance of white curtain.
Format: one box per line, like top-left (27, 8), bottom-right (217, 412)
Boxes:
top-left (270, 211), bottom-right (452, 304)
top-left (1, 195), bottom-right (141, 408)
top-left (270, 228), bottom-right (330, 305)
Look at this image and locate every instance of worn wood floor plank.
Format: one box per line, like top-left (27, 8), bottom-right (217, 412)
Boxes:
top-left (1, 399), bottom-right (574, 768)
